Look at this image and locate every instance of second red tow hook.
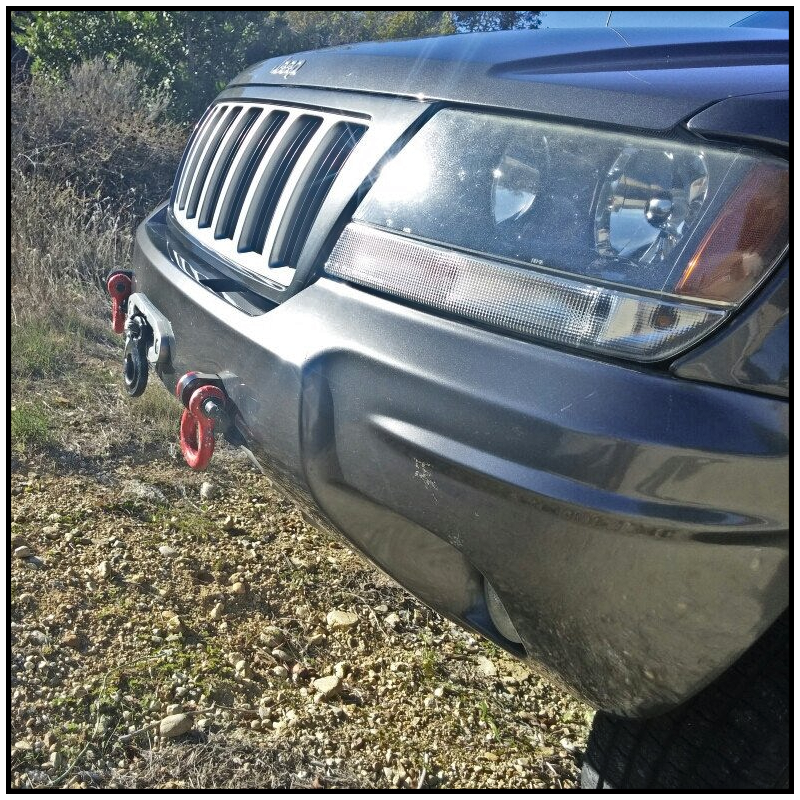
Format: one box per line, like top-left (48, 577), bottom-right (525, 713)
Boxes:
top-left (178, 384), bottom-right (227, 470)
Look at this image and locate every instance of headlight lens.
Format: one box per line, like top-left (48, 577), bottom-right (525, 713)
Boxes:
top-left (325, 109), bottom-right (787, 361)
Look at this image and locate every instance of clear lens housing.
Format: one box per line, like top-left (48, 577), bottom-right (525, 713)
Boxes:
top-left (335, 109), bottom-right (787, 360)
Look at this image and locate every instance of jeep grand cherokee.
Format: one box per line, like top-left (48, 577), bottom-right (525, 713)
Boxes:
top-left (109, 12), bottom-right (790, 789)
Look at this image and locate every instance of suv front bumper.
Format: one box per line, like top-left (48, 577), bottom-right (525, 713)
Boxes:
top-left (132, 206), bottom-right (789, 717)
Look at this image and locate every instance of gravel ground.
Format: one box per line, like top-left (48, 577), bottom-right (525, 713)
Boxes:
top-left (10, 358), bottom-right (593, 790)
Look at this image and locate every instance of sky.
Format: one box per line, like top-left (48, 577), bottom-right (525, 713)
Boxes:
top-left (539, 10), bottom-right (757, 29)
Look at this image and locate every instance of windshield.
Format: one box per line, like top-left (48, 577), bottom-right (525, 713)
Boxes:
top-left (539, 10), bottom-right (763, 29)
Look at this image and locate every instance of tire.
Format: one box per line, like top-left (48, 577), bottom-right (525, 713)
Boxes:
top-left (580, 611), bottom-right (791, 790)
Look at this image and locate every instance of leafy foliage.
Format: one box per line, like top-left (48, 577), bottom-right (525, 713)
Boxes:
top-left (452, 11), bottom-right (542, 32)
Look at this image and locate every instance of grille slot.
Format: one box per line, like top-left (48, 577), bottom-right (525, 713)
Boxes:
top-left (271, 122), bottom-right (367, 268)
top-left (171, 101), bottom-right (368, 289)
top-left (214, 111), bottom-right (288, 240)
top-left (176, 106), bottom-right (227, 210)
top-left (185, 106), bottom-right (242, 219)
top-left (198, 107), bottom-right (262, 228)
top-left (239, 115), bottom-right (322, 254)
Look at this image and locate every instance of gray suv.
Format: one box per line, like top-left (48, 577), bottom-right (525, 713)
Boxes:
top-left (110, 13), bottom-right (789, 790)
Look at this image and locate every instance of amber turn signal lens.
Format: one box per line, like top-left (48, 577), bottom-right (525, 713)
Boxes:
top-left (675, 164), bottom-right (789, 303)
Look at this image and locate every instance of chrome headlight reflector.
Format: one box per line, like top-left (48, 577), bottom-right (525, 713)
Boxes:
top-left (325, 110), bottom-right (787, 361)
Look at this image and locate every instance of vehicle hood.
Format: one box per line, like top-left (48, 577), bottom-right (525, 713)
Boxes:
top-left (232, 27), bottom-right (788, 132)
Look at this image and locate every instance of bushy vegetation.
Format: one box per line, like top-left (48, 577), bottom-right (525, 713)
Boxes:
top-left (11, 59), bottom-right (186, 327)
top-left (12, 11), bottom-right (540, 120)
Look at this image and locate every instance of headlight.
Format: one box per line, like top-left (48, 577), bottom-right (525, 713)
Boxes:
top-left (325, 110), bottom-right (788, 361)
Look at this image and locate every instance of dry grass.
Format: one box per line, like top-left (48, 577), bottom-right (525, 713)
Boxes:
top-left (11, 58), bottom-right (185, 329)
top-left (113, 731), bottom-right (365, 790)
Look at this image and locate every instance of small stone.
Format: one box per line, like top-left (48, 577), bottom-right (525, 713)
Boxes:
top-left (384, 612), bottom-right (401, 629)
top-left (200, 482), bottom-right (216, 500)
top-left (165, 616), bottom-right (182, 631)
top-left (291, 663), bottom-right (309, 681)
top-left (42, 525), bottom-right (60, 538)
top-left (47, 512), bottom-right (62, 522)
top-left (476, 656), bottom-right (497, 678)
top-left (14, 546), bottom-right (32, 559)
top-left (166, 704), bottom-right (183, 715)
top-left (326, 610), bottom-right (358, 631)
top-left (272, 665), bottom-right (289, 680)
top-left (10, 534), bottom-right (28, 549)
top-left (61, 633), bottom-right (81, 650)
top-left (481, 751), bottom-right (499, 762)
top-left (49, 751), bottom-right (66, 771)
top-left (230, 581), bottom-right (246, 595)
top-left (28, 630), bottom-right (47, 646)
top-left (307, 632), bottom-right (327, 647)
top-left (159, 714), bottom-right (193, 738)
top-left (334, 661), bottom-right (350, 679)
top-left (250, 719), bottom-right (262, 730)
top-left (260, 626), bottom-right (284, 648)
top-left (312, 675), bottom-right (342, 699)
top-left (221, 515), bottom-right (235, 531)
top-left (433, 686), bottom-right (445, 698)
top-left (158, 546), bottom-right (178, 557)
top-left (97, 561), bottom-right (113, 580)
top-left (209, 602), bottom-right (225, 620)
top-left (18, 593), bottom-right (35, 604)
top-left (43, 732), bottom-right (57, 748)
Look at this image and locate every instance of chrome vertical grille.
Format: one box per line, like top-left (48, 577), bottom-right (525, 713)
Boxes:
top-left (172, 102), bottom-right (368, 287)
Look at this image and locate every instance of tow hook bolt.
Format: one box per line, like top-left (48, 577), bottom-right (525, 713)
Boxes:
top-left (178, 385), bottom-right (227, 470)
top-left (106, 271), bottom-right (133, 334)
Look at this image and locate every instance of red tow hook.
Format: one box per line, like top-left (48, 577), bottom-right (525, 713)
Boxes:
top-left (107, 271), bottom-right (133, 334)
top-left (177, 381), bottom-right (227, 470)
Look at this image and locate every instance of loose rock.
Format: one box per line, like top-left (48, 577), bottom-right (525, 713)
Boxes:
top-left (260, 626), bottom-right (284, 648)
top-left (158, 714), bottom-right (193, 738)
top-left (313, 675), bottom-right (342, 699)
top-left (476, 656), bottom-right (497, 678)
top-left (326, 610), bottom-right (358, 631)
